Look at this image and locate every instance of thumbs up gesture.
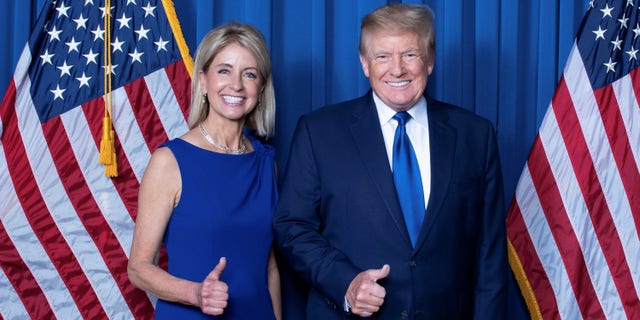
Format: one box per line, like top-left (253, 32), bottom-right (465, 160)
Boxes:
top-left (346, 264), bottom-right (390, 317)
top-left (199, 257), bottom-right (229, 316)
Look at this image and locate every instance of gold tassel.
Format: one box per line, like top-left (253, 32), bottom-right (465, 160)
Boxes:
top-left (99, 116), bottom-right (112, 165)
top-left (104, 125), bottom-right (118, 177)
top-left (104, 128), bottom-right (118, 177)
top-left (105, 162), bottom-right (118, 177)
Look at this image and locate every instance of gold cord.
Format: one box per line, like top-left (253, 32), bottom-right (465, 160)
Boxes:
top-left (99, 0), bottom-right (117, 177)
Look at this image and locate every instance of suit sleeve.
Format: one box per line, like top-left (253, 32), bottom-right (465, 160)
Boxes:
top-left (273, 116), bottom-right (361, 307)
top-left (473, 124), bottom-right (508, 319)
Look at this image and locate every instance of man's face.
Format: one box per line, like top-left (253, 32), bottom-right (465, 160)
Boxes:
top-left (359, 30), bottom-right (433, 111)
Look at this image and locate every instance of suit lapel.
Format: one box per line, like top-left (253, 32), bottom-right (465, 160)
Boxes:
top-left (349, 93), bottom-right (413, 246)
top-left (415, 97), bottom-right (455, 250)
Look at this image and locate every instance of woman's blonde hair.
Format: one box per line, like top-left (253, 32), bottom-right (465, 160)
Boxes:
top-left (188, 22), bottom-right (275, 139)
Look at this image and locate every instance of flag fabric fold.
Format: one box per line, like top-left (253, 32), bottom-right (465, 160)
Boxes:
top-left (0, 0), bottom-right (192, 318)
top-left (507, 0), bottom-right (640, 319)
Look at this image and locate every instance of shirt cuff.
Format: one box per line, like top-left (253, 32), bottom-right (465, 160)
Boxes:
top-left (343, 296), bottom-right (351, 313)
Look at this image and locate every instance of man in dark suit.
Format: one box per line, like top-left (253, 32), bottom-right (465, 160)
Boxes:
top-left (273, 3), bottom-right (507, 319)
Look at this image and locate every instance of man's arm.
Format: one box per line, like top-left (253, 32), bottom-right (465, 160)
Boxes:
top-left (473, 124), bottom-right (508, 319)
top-left (273, 116), bottom-right (361, 306)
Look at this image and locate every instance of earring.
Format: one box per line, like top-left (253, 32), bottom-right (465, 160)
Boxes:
top-left (202, 93), bottom-right (208, 106)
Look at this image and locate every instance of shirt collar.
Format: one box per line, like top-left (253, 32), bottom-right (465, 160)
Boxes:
top-left (373, 92), bottom-right (428, 127)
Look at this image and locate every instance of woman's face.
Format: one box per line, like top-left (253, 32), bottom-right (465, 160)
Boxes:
top-left (199, 42), bottom-right (263, 123)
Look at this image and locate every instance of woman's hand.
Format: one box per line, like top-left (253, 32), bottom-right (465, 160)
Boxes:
top-left (198, 257), bottom-right (229, 315)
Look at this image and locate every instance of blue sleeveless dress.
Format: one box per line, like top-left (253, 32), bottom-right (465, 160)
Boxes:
top-left (154, 134), bottom-right (278, 320)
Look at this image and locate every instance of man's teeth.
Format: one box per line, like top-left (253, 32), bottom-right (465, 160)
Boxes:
top-left (387, 81), bottom-right (410, 87)
top-left (223, 96), bottom-right (244, 103)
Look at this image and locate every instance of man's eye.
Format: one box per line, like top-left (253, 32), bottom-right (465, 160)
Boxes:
top-left (403, 54), bottom-right (417, 61)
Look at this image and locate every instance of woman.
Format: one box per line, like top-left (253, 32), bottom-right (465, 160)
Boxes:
top-left (128, 22), bottom-right (280, 320)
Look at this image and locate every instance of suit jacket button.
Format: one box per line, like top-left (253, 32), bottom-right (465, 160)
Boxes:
top-left (409, 260), bottom-right (417, 267)
top-left (400, 310), bottom-right (409, 318)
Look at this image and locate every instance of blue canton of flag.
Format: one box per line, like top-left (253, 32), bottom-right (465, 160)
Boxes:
top-left (579, 0), bottom-right (640, 88)
top-left (30, 0), bottom-right (182, 122)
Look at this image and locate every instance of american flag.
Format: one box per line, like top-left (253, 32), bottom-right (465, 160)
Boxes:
top-left (506, 0), bottom-right (640, 319)
top-left (0, 0), bottom-right (191, 318)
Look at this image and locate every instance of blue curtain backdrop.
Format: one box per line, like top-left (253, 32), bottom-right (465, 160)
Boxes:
top-left (0, 0), bottom-right (587, 319)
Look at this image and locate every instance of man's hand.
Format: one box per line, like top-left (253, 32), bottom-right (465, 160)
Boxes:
top-left (199, 257), bottom-right (229, 315)
top-left (346, 264), bottom-right (390, 317)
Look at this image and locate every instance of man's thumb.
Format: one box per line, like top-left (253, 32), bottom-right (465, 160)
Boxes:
top-left (210, 257), bottom-right (227, 280)
top-left (371, 264), bottom-right (390, 282)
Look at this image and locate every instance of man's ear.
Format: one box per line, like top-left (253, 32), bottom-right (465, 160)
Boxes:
top-left (359, 54), bottom-right (370, 78)
top-left (425, 55), bottom-right (435, 76)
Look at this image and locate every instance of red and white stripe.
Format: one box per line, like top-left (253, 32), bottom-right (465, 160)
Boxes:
top-left (507, 40), bottom-right (640, 319)
top-left (0, 41), bottom-right (191, 319)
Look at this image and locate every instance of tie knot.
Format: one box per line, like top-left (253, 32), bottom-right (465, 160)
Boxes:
top-left (393, 111), bottom-right (412, 126)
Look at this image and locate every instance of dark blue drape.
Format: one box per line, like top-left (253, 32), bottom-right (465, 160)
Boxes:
top-left (0, 0), bottom-right (588, 319)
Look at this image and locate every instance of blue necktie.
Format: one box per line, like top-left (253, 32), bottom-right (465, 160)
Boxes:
top-left (392, 112), bottom-right (425, 247)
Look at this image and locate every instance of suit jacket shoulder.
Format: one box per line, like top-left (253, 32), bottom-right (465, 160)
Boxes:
top-left (425, 96), bottom-right (495, 129)
top-left (301, 93), bottom-right (374, 124)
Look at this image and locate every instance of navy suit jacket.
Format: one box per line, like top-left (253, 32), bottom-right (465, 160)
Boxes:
top-left (274, 91), bottom-right (508, 319)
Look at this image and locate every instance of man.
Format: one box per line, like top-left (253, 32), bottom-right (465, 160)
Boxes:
top-left (274, 4), bottom-right (507, 319)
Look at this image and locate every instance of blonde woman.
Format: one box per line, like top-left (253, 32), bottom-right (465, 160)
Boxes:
top-left (128, 22), bottom-right (280, 320)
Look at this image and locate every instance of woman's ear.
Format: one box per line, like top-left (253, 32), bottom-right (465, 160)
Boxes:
top-left (198, 70), bottom-right (207, 94)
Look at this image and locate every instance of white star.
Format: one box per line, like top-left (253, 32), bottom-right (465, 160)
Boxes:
top-left (135, 25), bottom-right (150, 40)
top-left (604, 58), bottom-right (617, 73)
top-left (626, 47), bottom-right (638, 61)
top-left (57, 61), bottom-right (73, 77)
top-left (589, 0), bottom-right (595, 8)
top-left (73, 13), bottom-right (88, 29)
top-left (40, 49), bottom-right (54, 65)
top-left (65, 37), bottom-right (81, 53)
top-left (619, 14), bottom-right (629, 29)
top-left (633, 24), bottom-right (640, 39)
top-left (99, 5), bottom-right (114, 18)
top-left (103, 64), bottom-right (119, 75)
top-left (50, 85), bottom-right (66, 100)
top-left (56, 2), bottom-right (71, 18)
top-left (112, 37), bottom-right (125, 52)
top-left (85, 0), bottom-right (94, 5)
top-left (92, 26), bottom-right (104, 41)
top-left (83, 49), bottom-right (99, 65)
top-left (117, 13), bottom-right (131, 29)
top-left (593, 25), bottom-right (607, 40)
top-left (48, 26), bottom-right (63, 42)
top-left (129, 48), bottom-right (144, 63)
top-left (143, 2), bottom-right (156, 17)
top-left (154, 37), bottom-right (169, 52)
top-left (127, 0), bottom-right (137, 5)
top-left (76, 72), bottom-right (91, 88)
top-left (627, 0), bottom-right (635, 7)
top-left (601, 4), bottom-right (614, 18)
top-left (611, 36), bottom-right (623, 51)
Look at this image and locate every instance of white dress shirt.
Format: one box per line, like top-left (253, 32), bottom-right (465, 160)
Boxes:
top-left (373, 92), bottom-right (431, 210)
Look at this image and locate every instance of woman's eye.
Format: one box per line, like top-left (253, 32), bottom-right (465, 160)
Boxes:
top-left (244, 72), bottom-right (257, 79)
top-left (217, 69), bottom-right (230, 75)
